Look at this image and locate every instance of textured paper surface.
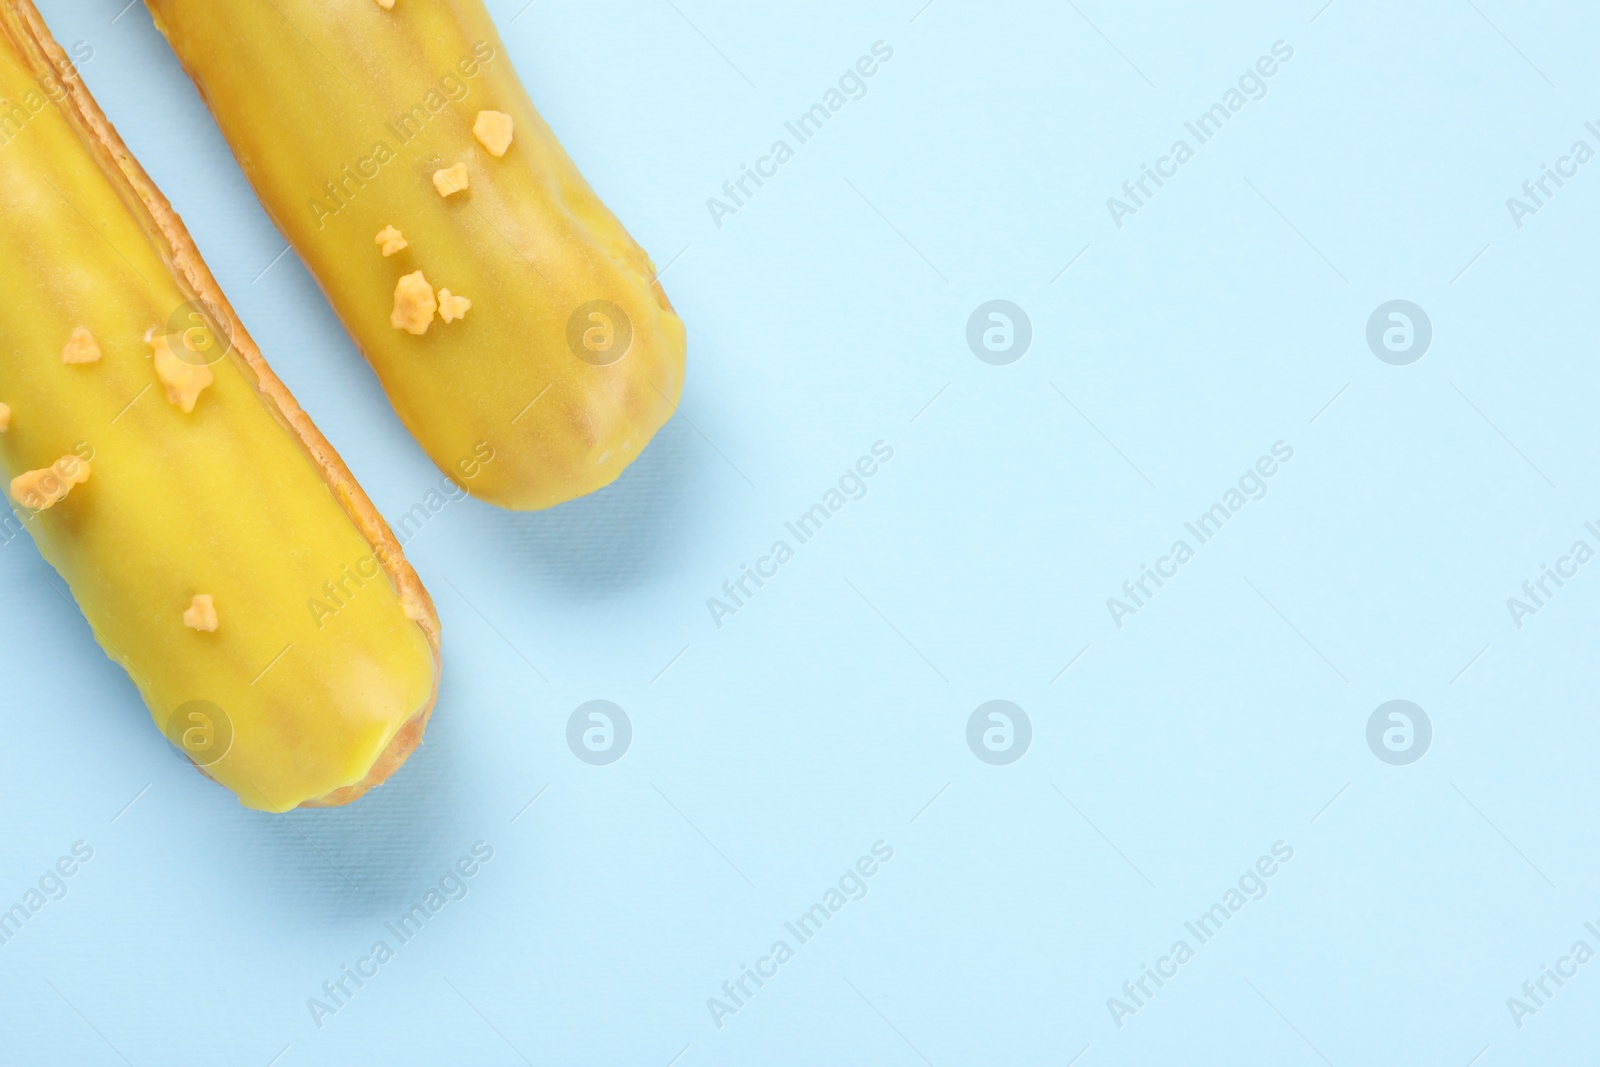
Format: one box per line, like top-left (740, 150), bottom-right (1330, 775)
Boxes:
top-left (2, 1), bottom-right (1595, 1063)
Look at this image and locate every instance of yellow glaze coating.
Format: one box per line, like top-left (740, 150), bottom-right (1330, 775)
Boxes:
top-left (145, 0), bottom-right (687, 510)
top-left (0, 2), bottom-right (440, 811)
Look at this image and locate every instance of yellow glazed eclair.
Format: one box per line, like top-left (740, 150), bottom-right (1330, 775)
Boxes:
top-left (144, 0), bottom-right (688, 511)
top-left (0, 2), bottom-right (440, 811)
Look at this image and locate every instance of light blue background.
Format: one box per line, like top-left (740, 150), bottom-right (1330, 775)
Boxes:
top-left (2, 0), bottom-right (1596, 1063)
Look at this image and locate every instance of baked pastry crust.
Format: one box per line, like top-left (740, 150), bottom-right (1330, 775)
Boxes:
top-left (1, 0), bottom-right (441, 807)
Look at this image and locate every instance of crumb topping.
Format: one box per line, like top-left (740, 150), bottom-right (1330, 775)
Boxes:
top-left (62, 327), bottom-right (103, 365)
top-left (183, 594), bottom-right (219, 632)
top-left (473, 111), bottom-right (514, 157)
top-left (391, 271), bottom-right (437, 335)
top-left (375, 225), bottom-right (408, 256)
top-left (432, 163), bottom-right (470, 198)
top-left (151, 335), bottom-right (214, 413)
top-left (438, 289), bottom-right (472, 323)
top-left (10, 454), bottom-right (91, 511)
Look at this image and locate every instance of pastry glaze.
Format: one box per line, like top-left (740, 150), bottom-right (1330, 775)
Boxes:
top-left (146, 0), bottom-right (688, 510)
top-left (0, 1), bottom-right (441, 811)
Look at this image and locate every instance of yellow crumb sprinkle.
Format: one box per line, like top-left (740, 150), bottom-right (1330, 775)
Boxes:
top-left (473, 111), bottom-right (514, 157)
top-left (375, 225), bottom-right (408, 256)
top-left (151, 335), bottom-right (215, 413)
top-left (183, 594), bottom-right (219, 632)
top-left (401, 591), bottom-right (426, 622)
top-left (374, 0), bottom-right (395, 9)
top-left (391, 271), bottom-right (437, 335)
top-left (10, 454), bottom-right (90, 511)
top-left (432, 163), bottom-right (470, 197)
top-left (0, 403), bottom-right (9, 432)
top-left (62, 326), bottom-right (103, 365)
top-left (438, 289), bottom-right (472, 323)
